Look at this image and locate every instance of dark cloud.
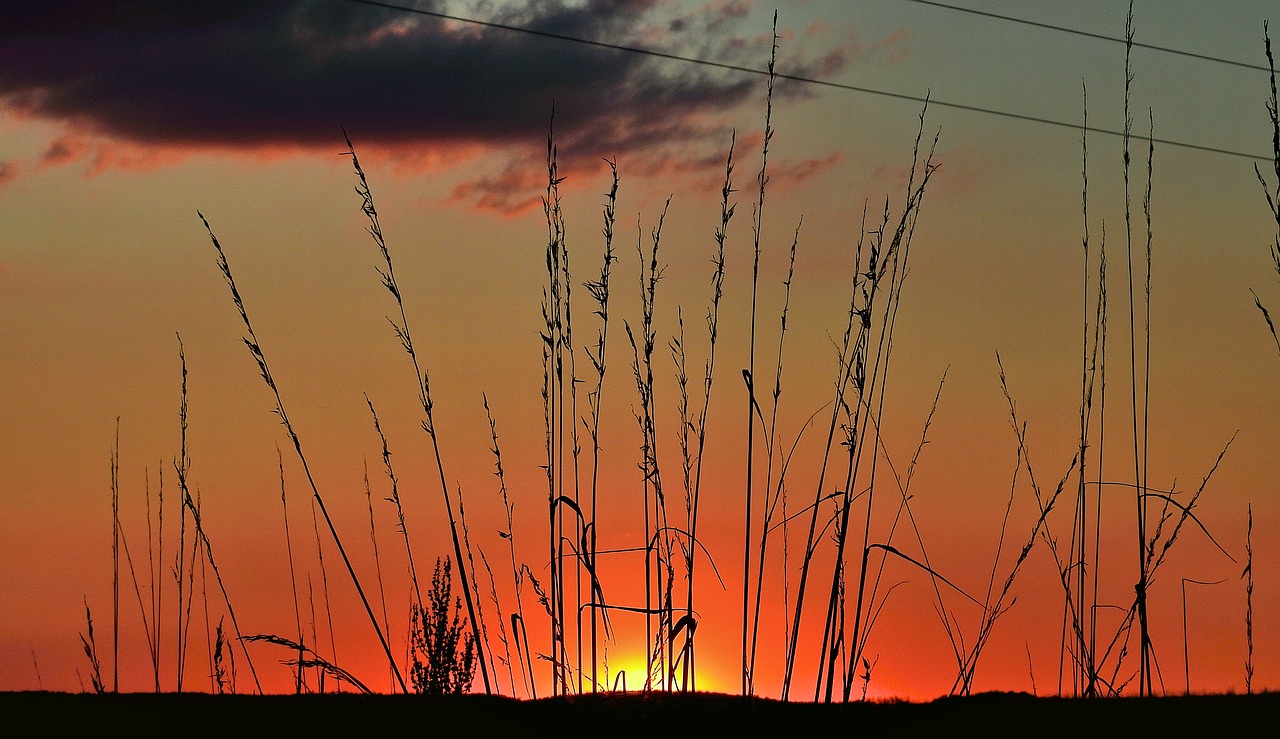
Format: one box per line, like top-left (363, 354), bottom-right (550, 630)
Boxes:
top-left (3, 1), bottom-right (276, 35)
top-left (0, 0), bottom-right (880, 211)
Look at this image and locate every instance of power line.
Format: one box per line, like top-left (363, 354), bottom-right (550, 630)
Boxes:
top-left (904, 0), bottom-right (1273, 74)
top-left (338, 0), bottom-right (1270, 162)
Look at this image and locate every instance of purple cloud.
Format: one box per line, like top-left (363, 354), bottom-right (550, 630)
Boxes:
top-left (0, 1), bottom-right (898, 211)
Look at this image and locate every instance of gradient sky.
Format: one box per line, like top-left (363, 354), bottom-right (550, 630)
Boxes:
top-left (2, 0), bottom-right (1278, 700)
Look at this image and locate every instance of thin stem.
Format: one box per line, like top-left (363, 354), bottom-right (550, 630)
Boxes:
top-left (743, 14), bottom-right (777, 696)
top-left (341, 131), bottom-right (488, 692)
top-left (199, 210), bottom-right (403, 693)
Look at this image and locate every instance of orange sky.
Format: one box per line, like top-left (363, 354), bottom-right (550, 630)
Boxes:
top-left (2, 0), bottom-right (1279, 701)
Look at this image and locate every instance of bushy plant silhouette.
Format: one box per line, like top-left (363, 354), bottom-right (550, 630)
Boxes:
top-left (410, 557), bottom-right (477, 695)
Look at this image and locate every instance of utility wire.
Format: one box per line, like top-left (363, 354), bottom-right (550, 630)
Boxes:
top-left (905, 0), bottom-right (1272, 73)
top-left (338, 0), bottom-right (1271, 162)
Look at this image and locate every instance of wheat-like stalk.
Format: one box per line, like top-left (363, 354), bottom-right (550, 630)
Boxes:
top-left (679, 134), bottom-right (736, 693)
top-left (583, 158), bottom-right (619, 693)
top-left (340, 131), bottom-right (488, 693)
top-left (198, 210), bottom-right (404, 693)
top-left (741, 14), bottom-right (777, 696)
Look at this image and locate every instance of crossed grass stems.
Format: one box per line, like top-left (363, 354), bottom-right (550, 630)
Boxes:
top-left (81, 14), bottom-right (1277, 700)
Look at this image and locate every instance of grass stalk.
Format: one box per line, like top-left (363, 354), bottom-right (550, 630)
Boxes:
top-left (1065, 80), bottom-right (1111, 697)
top-left (1181, 577), bottom-right (1227, 694)
top-left (957, 402), bottom-right (1024, 694)
top-left (583, 159), bottom-right (619, 693)
top-left (365, 395), bottom-right (423, 608)
top-left (152, 464), bottom-right (164, 692)
top-left (953, 354), bottom-right (1078, 694)
top-left (1245, 504), bottom-right (1254, 694)
top-left (748, 218), bottom-right (801, 685)
top-left (1093, 224), bottom-right (1110, 688)
top-left (277, 447), bottom-right (306, 693)
top-left (821, 101), bottom-right (937, 702)
top-left (244, 634), bottom-right (375, 694)
top-left (999, 355), bottom-right (1089, 695)
top-left (173, 337), bottom-right (197, 692)
top-left (309, 493), bottom-right (338, 689)
top-left (672, 311), bottom-right (693, 687)
top-left (198, 209), bottom-right (404, 693)
top-left (455, 484), bottom-right (494, 693)
top-left (1246, 26), bottom-right (1275, 696)
top-left (140, 468), bottom-right (161, 691)
top-left (1253, 23), bottom-right (1280, 354)
top-left (362, 461), bottom-right (394, 693)
top-left (163, 340), bottom-right (263, 691)
top-left (484, 394), bottom-right (534, 698)
top-left (79, 597), bottom-right (104, 694)
top-left (179, 489), bottom-right (200, 690)
top-left (196, 488), bottom-right (214, 693)
top-left (624, 197), bottom-right (672, 690)
top-left (1140, 100), bottom-right (1156, 698)
top-left (845, 166), bottom-right (941, 700)
top-left (681, 135), bottom-right (736, 693)
top-left (116, 468), bottom-right (158, 691)
top-left (742, 13), bottom-right (777, 696)
top-left (1072, 79), bottom-right (1097, 698)
top-left (477, 547), bottom-right (513, 697)
top-left (558, 148), bottom-right (585, 701)
top-left (111, 418), bottom-right (119, 692)
top-left (341, 133), bottom-right (487, 693)
top-left (539, 110), bottom-right (567, 695)
top-left (175, 358), bottom-right (188, 692)
top-left (170, 337), bottom-right (263, 694)
top-left (847, 372), bottom-right (953, 695)
top-left (781, 203), bottom-right (868, 701)
top-left (1118, 3), bottom-right (1155, 696)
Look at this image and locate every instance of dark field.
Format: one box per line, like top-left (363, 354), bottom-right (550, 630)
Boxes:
top-left (7, 690), bottom-right (1276, 735)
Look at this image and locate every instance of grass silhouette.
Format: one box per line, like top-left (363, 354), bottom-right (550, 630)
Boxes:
top-left (54, 9), bottom-right (1280, 708)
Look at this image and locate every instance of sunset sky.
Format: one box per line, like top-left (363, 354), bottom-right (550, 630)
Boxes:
top-left (3, 0), bottom-right (1279, 701)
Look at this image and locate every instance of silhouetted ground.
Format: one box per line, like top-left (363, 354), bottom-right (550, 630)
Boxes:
top-left (6, 689), bottom-right (1275, 735)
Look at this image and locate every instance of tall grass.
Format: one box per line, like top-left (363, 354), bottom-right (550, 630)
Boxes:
top-left (477, 396), bottom-right (518, 696)
top-left (541, 109), bottom-right (568, 695)
top-left (681, 134), bottom-right (736, 693)
top-left (741, 15), bottom-right (777, 697)
top-left (362, 461), bottom-right (393, 690)
top-left (583, 159), bottom-right (620, 693)
top-left (114, 434), bottom-right (160, 691)
top-left (276, 447), bottom-right (306, 693)
top-left (150, 456), bottom-right (164, 689)
top-left (340, 132), bottom-right (489, 693)
top-left (953, 353), bottom-right (1077, 695)
top-left (624, 196), bottom-right (673, 690)
top-left (110, 419), bottom-right (119, 692)
top-left (1071, 79), bottom-right (1100, 699)
top-left (114, 418), bottom-right (205, 693)
top-left (484, 394), bottom-right (533, 697)
top-left (747, 217), bottom-right (800, 688)
top-left (1247, 31), bottom-right (1275, 700)
top-left (198, 210), bottom-right (405, 693)
top-left (821, 103), bottom-right (939, 703)
top-left (77, 8), bottom-right (1278, 702)
top-left (172, 337), bottom-right (263, 694)
top-left (79, 598), bottom-right (104, 694)
top-left (1245, 504), bottom-right (1254, 695)
top-left (1254, 23), bottom-right (1280, 353)
top-left (365, 396), bottom-right (423, 608)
